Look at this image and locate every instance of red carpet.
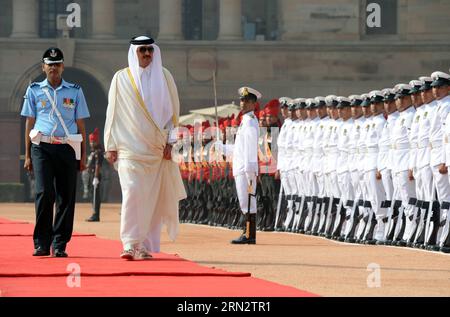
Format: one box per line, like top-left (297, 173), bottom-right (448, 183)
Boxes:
top-left (0, 218), bottom-right (316, 297)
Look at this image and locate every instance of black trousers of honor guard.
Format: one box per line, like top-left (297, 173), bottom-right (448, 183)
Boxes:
top-left (31, 143), bottom-right (78, 251)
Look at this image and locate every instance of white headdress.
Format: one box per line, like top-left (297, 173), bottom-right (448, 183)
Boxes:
top-left (127, 36), bottom-right (173, 129)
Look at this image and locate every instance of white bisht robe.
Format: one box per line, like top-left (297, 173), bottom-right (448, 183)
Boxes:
top-left (104, 66), bottom-right (187, 252)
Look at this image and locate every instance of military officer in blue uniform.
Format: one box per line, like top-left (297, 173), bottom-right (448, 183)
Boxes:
top-left (21, 47), bottom-right (90, 257)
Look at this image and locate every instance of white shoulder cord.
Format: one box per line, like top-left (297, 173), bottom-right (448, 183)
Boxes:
top-left (43, 88), bottom-right (71, 138)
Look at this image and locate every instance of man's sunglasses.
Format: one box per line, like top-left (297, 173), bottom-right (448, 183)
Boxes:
top-left (138, 46), bottom-right (154, 54)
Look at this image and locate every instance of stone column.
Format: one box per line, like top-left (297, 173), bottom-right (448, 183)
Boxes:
top-left (158, 0), bottom-right (183, 40)
top-left (10, 0), bottom-right (38, 38)
top-left (92, 0), bottom-right (115, 39)
top-left (217, 0), bottom-right (242, 40)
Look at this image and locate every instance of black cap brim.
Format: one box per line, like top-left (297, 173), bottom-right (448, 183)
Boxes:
top-left (361, 100), bottom-right (371, 107)
top-left (431, 79), bottom-right (450, 87)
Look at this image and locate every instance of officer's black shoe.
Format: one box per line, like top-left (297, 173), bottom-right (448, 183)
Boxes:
top-left (52, 249), bottom-right (68, 257)
top-left (337, 236), bottom-right (345, 242)
top-left (231, 235), bottom-right (256, 244)
top-left (440, 246), bottom-right (450, 253)
top-left (427, 245), bottom-right (440, 252)
top-left (397, 240), bottom-right (407, 247)
top-left (375, 240), bottom-right (385, 246)
top-left (366, 240), bottom-right (376, 245)
top-left (86, 214), bottom-right (99, 222)
top-left (345, 238), bottom-right (356, 243)
top-left (33, 246), bottom-right (50, 256)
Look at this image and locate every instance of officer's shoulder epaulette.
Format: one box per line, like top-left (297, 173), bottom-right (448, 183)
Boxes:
top-left (30, 82), bottom-right (39, 88)
top-left (71, 84), bottom-right (81, 89)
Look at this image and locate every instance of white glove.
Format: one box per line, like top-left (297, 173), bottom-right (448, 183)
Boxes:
top-left (92, 177), bottom-right (99, 186)
top-left (214, 141), bottom-right (224, 152)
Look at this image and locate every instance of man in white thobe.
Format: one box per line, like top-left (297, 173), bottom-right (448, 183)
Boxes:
top-left (104, 36), bottom-right (186, 260)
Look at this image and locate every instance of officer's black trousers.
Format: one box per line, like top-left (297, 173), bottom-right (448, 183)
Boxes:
top-left (31, 143), bottom-right (77, 251)
top-left (92, 183), bottom-right (101, 215)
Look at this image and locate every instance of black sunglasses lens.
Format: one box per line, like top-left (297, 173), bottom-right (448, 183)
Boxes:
top-left (139, 46), bottom-right (153, 53)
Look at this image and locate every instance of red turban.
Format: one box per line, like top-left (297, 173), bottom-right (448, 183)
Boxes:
top-left (264, 99), bottom-right (280, 117)
top-left (89, 128), bottom-right (99, 143)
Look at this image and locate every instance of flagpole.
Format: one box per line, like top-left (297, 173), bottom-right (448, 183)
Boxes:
top-left (213, 71), bottom-right (220, 140)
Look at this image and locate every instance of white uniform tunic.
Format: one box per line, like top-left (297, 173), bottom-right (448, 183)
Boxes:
top-left (429, 95), bottom-right (450, 203)
top-left (415, 103), bottom-right (434, 203)
top-left (312, 117), bottom-right (327, 197)
top-left (378, 112), bottom-right (399, 202)
top-left (337, 118), bottom-right (355, 207)
top-left (391, 106), bottom-right (416, 230)
top-left (364, 114), bottom-right (387, 223)
top-left (231, 112), bottom-right (259, 213)
top-left (349, 117), bottom-right (364, 204)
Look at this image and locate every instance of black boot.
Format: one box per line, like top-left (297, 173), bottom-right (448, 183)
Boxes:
top-left (425, 200), bottom-right (441, 250)
top-left (86, 213), bottom-right (99, 222)
top-left (439, 202), bottom-right (450, 253)
top-left (231, 213), bottom-right (256, 244)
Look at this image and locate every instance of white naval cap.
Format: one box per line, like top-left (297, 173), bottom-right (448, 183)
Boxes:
top-left (394, 83), bottom-right (410, 92)
top-left (336, 96), bottom-right (351, 108)
top-left (368, 90), bottom-right (384, 103)
top-left (419, 76), bottom-right (433, 83)
top-left (293, 97), bottom-right (306, 104)
top-left (409, 80), bottom-right (423, 94)
top-left (381, 88), bottom-right (396, 101)
top-left (325, 95), bottom-right (338, 107)
top-left (409, 80), bottom-right (423, 88)
top-left (314, 96), bottom-right (326, 107)
top-left (360, 93), bottom-right (371, 107)
top-left (238, 86), bottom-right (262, 100)
top-left (381, 88), bottom-right (394, 95)
top-left (294, 98), bottom-right (306, 108)
top-left (431, 71), bottom-right (450, 87)
top-left (293, 98), bottom-right (307, 109)
top-left (418, 76), bottom-right (433, 91)
top-left (369, 90), bottom-right (383, 98)
top-left (305, 98), bottom-right (318, 109)
top-left (431, 71), bottom-right (450, 80)
top-left (279, 97), bottom-right (293, 107)
top-left (349, 95), bottom-right (363, 106)
top-left (287, 98), bottom-right (297, 111)
top-left (394, 84), bottom-right (412, 99)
